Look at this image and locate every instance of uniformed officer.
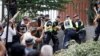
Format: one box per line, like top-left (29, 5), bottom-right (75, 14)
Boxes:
top-left (73, 14), bottom-right (86, 42)
top-left (43, 15), bottom-right (59, 52)
top-left (63, 15), bottom-right (80, 49)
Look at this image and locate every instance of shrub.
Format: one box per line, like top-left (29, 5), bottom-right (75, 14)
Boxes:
top-left (54, 40), bottom-right (100, 56)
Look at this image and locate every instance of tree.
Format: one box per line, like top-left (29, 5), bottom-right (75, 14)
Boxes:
top-left (5, 0), bottom-right (17, 17)
top-left (87, 0), bottom-right (97, 25)
top-left (17, 0), bottom-right (72, 17)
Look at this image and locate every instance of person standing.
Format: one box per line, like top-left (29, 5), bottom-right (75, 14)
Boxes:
top-left (25, 38), bottom-right (37, 56)
top-left (1, 20), bottom-right (16, 54)
top-left (43, 15), bottom-right (59, 52)
top-left (94, 14), bottom-right (100, 41)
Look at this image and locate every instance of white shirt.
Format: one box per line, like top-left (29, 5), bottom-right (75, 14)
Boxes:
top-left (1, 26), bottom-right (16, 42)
top-left (21, 32), bottom-right (37, 45)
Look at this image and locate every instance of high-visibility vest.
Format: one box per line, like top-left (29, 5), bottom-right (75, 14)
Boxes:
top-left (44, 21), bottom-right (53, 32)
top-left (75, 21), bottom-right (83, 28)
top-left (64, 18), bottom-right (74, 29)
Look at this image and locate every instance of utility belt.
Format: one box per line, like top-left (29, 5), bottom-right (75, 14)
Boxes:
top-left (45, 30), bottom-right (58, 35)
top-left (65, 28), bottom-right (75, 30)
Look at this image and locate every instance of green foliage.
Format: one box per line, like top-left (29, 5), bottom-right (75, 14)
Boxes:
top-left (17, 0), bottom-right (72, 14)
top-left (54, 40), bottom-right (100, 56)
top-left (87, 0), bottom-right (96, 25)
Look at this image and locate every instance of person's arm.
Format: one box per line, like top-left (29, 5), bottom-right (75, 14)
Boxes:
top-left (94, 14), bottom-right (99, 24)
top-left (94, 7), bottom-right (98, 14)
top-left (35, 30), bottom-right (44, 43)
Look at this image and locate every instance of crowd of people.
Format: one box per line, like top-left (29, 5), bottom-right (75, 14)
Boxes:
top-left (0, 13), bottom-right (87, 56)
top-left (0, 0), bottom-right (100, 56)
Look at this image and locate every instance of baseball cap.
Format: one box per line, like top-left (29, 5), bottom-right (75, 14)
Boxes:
top-left (25, 38), bottom-right (34, 45)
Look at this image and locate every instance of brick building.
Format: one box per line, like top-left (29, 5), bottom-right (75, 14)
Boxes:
top-left (59, 0), bottom-right (89, 24)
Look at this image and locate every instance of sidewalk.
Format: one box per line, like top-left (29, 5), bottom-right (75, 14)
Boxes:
top-left (85, 25), bottom-right (95, 40)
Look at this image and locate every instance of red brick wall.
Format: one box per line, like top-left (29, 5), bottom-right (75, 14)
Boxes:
top-left (59, 0), bottom-right (89, 24)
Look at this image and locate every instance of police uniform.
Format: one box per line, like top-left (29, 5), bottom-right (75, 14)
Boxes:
top-left (63, 17), bottom-right (80, 48)
top-left (43, 20), bottom-right (59, 52)
top-left (94, 18), bottom-right (100, 41)
top-left (75, 19), bottom-right (86, 42)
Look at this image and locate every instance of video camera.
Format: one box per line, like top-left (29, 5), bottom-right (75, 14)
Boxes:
top-left (19, 24), bottom-right (27, 33)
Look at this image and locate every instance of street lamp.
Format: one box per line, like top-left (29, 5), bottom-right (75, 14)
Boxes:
top-left (2, 0), bottom-right (5, 21)
top-left (5, 0), bottom-right (10, 46)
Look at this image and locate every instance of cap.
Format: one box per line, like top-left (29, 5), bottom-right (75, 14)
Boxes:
top-left (25, 38), bottom-right (34, 45)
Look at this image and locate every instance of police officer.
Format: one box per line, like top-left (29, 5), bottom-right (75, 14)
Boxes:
top-left (73, 14), bottom-right (86, 42)
top-left (63, 15), bottom-right (80, 49)
top-left (43, 15), bottom-right (59, 52)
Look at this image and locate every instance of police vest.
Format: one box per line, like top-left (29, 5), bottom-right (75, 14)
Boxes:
top-left (75, 20), bottom-right (84, 28)
top-left (44, 21), bottom-right (53, 32)
top-left (64, 19), bottom-right (74, 29)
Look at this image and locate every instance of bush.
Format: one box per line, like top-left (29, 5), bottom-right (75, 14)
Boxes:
top-left (54, 40), bottom-right (100, 56)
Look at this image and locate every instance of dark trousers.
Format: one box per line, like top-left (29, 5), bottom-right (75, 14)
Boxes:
top-left (6, 42), bottom-right (13, 55)
top-left (94, 26), bottom-right (100, 41)
top-left (78, 30), bottom-right (86, 42)
top-left (43, 31), bottom-right (59, 52)
top-left (63, 29), bottom-right (81, 49)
